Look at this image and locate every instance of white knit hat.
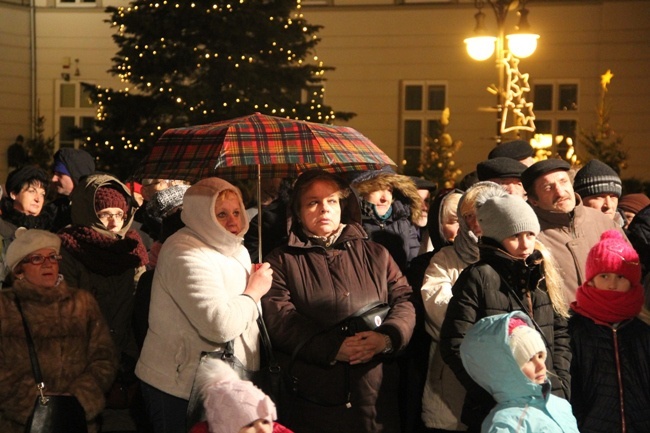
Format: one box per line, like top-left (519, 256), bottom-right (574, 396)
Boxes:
top-left (477, 194), bottom-right (540, 243)
top-left (5, 227), bottom-right (61, 272)
top-left (197, 359), bottom-right (276, 433)
top-left (508, 317), bottom-right (546, 368)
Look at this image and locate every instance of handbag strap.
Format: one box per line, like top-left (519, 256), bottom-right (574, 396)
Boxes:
top-left (14, 297), bottom-right (48, 400)
top-left (256, 306), bottom-right (279, 373)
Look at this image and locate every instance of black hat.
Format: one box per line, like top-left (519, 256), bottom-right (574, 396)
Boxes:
top-left (573, 159), bottom-right (622, 198)
top-left (409, 176), bottom-right (437, 191)
top-left (476, 157), bottom-right (527, 181)
top-left (521, 159), bottom-right (571, 193)
top-left (5, 165), bottom-right (49, 195)
top-left (488, 140), bottom-right (534, 161)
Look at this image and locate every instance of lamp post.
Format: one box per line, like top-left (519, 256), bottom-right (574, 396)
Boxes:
top-left (464, 0), bottom-right (539, 144)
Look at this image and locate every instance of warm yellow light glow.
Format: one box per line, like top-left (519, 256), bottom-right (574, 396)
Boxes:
top-left (531, 134), bottom-right (552, 149)
top-left (507, 33), bottom-right (539, 58)
top-left (465, 36), bottom-right (496, 61)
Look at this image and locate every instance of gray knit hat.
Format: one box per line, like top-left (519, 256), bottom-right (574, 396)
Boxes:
top-left (146, 184), bottom-right (190, 219)
top-left (477, 194), bottom-right (540, 243)
top-left (573, 159), bottom-right (622, 199)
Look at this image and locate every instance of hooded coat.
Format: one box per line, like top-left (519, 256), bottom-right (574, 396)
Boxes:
top-left (0, 277), bottom-right (118, 433)
top-left (262, 170), bottom-right (416, 433)
top-left (50, 148), bottom-right (96, 232)
top-left (460, 312), bottom-right (578, 433)
top-left (135, 177), bottom-right (262, 400)
top-left (353, 172), bottom-right (422, 272)
top-left (58, 174), bottom-right (148, 360)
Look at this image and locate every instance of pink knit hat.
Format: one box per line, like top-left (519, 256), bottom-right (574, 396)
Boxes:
top-left (585, 230), bottom-right (641, 284)
top-left (196, 359), bottom-right (276, 433)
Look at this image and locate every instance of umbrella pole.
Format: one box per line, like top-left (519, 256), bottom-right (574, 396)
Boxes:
top-left (257, 164), bottom-right (263, 264)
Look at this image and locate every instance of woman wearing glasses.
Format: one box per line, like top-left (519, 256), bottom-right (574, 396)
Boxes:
top-left (0, 228), bottom-right (117, 433)
top-left (57, 174), bottom-right (148, 425)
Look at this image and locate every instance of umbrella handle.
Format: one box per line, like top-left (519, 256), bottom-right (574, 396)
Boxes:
top-left (257, 164), bottom-right (263, 264)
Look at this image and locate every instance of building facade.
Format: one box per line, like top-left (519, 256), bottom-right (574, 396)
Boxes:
top-left (1, 0), bottom-right (648, 183)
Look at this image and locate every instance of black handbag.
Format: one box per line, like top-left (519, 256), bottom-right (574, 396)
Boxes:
top-left (186, 309), bottom-right (281, 431)
top-left (287, 300), bottom-right (392, 407)
top-left (15, 297), bottom-right (88, 433)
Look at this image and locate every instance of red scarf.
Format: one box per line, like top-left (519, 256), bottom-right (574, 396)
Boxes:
top-left (59, 225), bottom-right (148, 276)
top-left (571, 281), bottom-right (644, 324)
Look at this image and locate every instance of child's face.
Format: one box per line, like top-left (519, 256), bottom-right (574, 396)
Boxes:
top-left (501, 231), bottom-right (537, 259)
top-left (589, 273), bottom-right (632, 292)
top-left (521, 351), bottom-right (547, 384)
top-left (238, 419), bottom-right (273, 433)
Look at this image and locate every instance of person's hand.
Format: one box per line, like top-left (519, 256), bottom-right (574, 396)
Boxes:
top-left (335, 331), bottom-right (386, 365)
top-left (243, 262), bottom-right (273, 302)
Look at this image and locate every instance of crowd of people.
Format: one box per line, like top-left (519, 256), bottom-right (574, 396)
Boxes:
top-left (1, 140), bottom-right (650, 433)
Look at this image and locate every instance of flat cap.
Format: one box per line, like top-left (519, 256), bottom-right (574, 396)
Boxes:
top-left (488, 140), bottom-right (534, 161)
top-left (409, 176), bottom-right (437, 191)
top-left (476, 157), bottom-right (527, 181)
top-left (521, 159), bottom-right (570, 192)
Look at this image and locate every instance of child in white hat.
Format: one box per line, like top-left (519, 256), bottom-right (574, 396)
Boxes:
top-left (460, 311), bottom-right (578, 433)
top-left (188, 359), bottom-right (293, 433)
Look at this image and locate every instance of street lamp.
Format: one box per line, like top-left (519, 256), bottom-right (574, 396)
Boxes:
top-left (464, 0), bottom-right (539, 144)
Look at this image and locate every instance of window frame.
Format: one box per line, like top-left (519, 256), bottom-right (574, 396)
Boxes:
top-left (54, 79), bottom-right (96, 149)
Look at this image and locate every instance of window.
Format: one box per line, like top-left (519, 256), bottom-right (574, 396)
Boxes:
top-left (532, 81), bottom-right (579, 158)
top-left (56, 0), bottom-right (96, 7)
top-left (399, 81), bottom-right (447, 175)
top-left (55, 80), bottom-right (96, 149)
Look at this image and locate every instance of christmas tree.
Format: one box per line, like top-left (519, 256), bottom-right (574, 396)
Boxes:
top-left (579, 69), bottom-right (627, 174)
top-left (415, 108), bottom-right (463, 189)
top-left (81, 0), bottom-right (353, 179)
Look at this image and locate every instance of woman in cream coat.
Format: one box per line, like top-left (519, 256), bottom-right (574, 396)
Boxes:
top-left (135, 177), bottom-right (273, 433)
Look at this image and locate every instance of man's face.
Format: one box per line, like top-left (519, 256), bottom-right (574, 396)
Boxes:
top-left (415, 189), bottom-right (431, 228)
top-left (582, 193), bottom-right (619, 219)
top-left (529, 170), bottom-right (576, 213)
top-left (51, 171), bottom-right (75, 196)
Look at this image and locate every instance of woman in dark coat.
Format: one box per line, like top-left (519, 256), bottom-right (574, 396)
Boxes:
top-left (439, 194), bottom-right (571, 433)
top-left (261, 170), bottom-right (416, 433)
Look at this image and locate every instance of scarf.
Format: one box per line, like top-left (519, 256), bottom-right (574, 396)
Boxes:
top-left (59, 225), bottom-right (149, 276)
top-left (0, 198), bottom-right (55, 230)
top-left (571, 281), bottom-right (644, 324)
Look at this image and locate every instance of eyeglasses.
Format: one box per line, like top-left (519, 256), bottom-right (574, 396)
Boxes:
top-left (97, 211), bottom-right (125, 221)
top-left (22, 253), bottom-right (62, 266)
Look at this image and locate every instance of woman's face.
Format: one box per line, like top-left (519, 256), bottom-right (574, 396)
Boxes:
top-left (97, 207), bottom-right (126, 233)
top-left (214, 193), bottom-right (243, 235)
top-left (299, 179), bottom-right (342, 237)
top-left (16, 247), bottom-right (61, 290)
top-left (11, 182), bottom-right (46, 216)
top-left (365, 188), bottom-right (393, 217)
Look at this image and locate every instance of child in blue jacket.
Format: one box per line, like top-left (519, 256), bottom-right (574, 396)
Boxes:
top-left (460, 311), bottom-right (578, 433)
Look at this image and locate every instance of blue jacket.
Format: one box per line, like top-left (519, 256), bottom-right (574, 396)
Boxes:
top-left (460, 312), bottom-right (578, 433)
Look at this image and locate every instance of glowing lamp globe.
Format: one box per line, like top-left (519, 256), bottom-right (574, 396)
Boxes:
top-left (465, 36), bottom-right (496, 61)
top-left (507, 33), bottom-right (539, 58)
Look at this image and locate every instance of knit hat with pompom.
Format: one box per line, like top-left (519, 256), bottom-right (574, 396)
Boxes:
top-left (585, 230), bottom-right (641, 284)
top-left (508, 317), bottom-right (546, 369)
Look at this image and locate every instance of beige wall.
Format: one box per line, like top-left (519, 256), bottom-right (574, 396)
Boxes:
top-left (0, 4), bottom-right (32, 182)
top-left (2, 0), bottom-right (649, 183)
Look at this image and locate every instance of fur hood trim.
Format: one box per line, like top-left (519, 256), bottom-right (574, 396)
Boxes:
top-left (352, 173), bottom-right (423, 223)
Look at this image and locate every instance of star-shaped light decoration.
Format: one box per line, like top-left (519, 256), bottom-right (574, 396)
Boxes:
top-left (601, 69), bottom-right (614, 91)
top-left (500, 52), bottom-right (535, 134)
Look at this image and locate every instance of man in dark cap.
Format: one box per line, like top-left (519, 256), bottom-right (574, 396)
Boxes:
top-left (573, 159), bottom-right (623, 224)
top-left (50, 148), bottom-right (96, 231)
top-left (521, 158), bottom-right (623, 302)
top-left (476, 157), bottom-right (527, 198)
top-left (487, 139), bottom-right (535, 167)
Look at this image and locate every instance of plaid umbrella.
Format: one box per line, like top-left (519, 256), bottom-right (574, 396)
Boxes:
top-left (134, 112), bottom-right (396, 261)
top-left (134, 112), bottom-right (395, 184)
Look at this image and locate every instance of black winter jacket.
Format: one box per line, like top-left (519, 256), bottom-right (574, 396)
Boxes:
top-left (569, 314), bottom-right (650, 433)
top-left (440, 241), bottom-right (571, 431)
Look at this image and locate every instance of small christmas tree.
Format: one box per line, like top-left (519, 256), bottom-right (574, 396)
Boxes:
top-left (81, 0), bottom-right (353, 179)
top-left (25, 113), bottom-right (55, 171)
top-left (417, 108), bottom-right (462, 189)
top-left (579, 69), bottom-right (627, 174)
